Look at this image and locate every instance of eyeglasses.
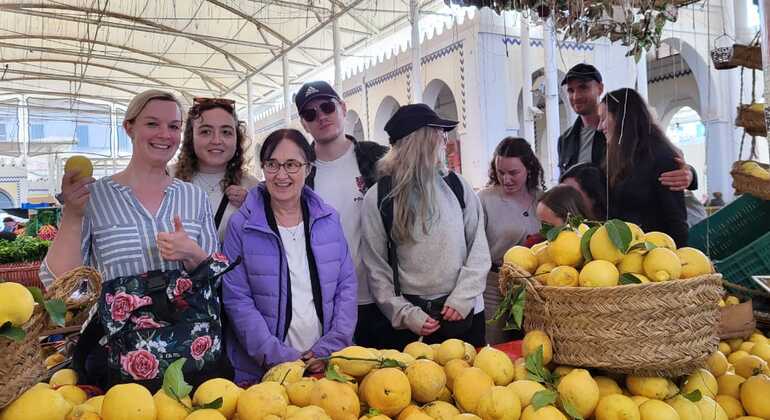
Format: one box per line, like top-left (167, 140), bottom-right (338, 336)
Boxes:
top-left (262, 159), bottom-right (310, 174)
top-left (299, 100), bottom-right (337, 122)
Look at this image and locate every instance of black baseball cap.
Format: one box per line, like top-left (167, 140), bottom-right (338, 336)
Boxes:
top-left (294, 81), bottom-right (341, 112)
top-left (384, 103), bottom-right (458, 145)
top-left (561, 63), bottom-right (603, 86)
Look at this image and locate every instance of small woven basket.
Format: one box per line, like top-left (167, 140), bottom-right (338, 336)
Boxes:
top-left (499, 263), bottom-right (723, 377)
top-left (0, 266), bottom-right (101, 408)
top-left (736, 105), bottom-right (768, 137)
top-left (731, 160), bottom-right (770, 200)
top-left (0, 261), bottom-right (44, 290)
top-left (711, 44), bottom-right (762, 70)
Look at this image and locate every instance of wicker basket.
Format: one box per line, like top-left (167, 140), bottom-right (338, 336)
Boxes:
top-left (0, 261), bottom-right (44, 290)
top-left (0, 266), bottom-right (101, 408)
top-left (711, 43), bottom-right (762, 70)
top-left (731, 160), bottom-right (770, 200)
top-left (499, 263), bottom-right (723, 377)
top-left (736, 104), bottom-right (768, 137)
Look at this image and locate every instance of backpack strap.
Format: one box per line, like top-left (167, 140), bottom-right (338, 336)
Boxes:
top-left (377, 172), bottom-right (465, 297)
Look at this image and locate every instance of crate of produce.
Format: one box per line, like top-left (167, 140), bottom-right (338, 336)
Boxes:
top-left (687, 194), bottom-right (770, 261)
top-left (500, 264), bottom-right (722, 377)
top-left (0, 266), bottom-right (101, 408)
top-left (714, 231), bottom-right (770, 289)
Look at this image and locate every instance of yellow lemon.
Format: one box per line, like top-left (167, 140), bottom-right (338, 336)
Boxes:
top-left (719, 342), bottom-right (732, 355)
top-left (682, 368), bottom-right (718, 398)
top-left (475, 386), bottom-right (521, 420)
top-left (594, 376), bottom-right (624, 397)
top-left (714, 395), bottom-right (744, 419)
top-left (733, 355), bottom-right (768, 379)
top-left (66, 404), bottom-right (100, 420)
top-left (422, 401), bottom-right (460, 420)
top-left (589, 226), bottom-right (624, 264)
top-left (1, 386), bottom-right (73, 420)
top-left (631, 396), bottom-right (650, 407)
top-left (750, 342), bottom-right (770, 363)
top-left (557, 369), bottom-right (600, 418)
top-left (436, 339), bottom-right (467, 366)
top-left (638, 399), bottom-right (679, 420)
top-left (56, 385), bottom-right (88, 406)
top-left (0, 282), bottom-right (35, 328)
top-left (728, 351), bottom-right (750, 365)
top-left (453, 367), bottom-right (494, 413)
top-left (193, 378), bottom-right (242, 419)
top-left (644, 232), bottom-right (677, 250)
top-left (50, 369), bottom-right (78, 387)
top-left (154, 390), bottom-right (192, 420)
top-left (464, 342), bottom-right (477, 364)
top-left (101, 383), bottom-right (156, 420)
top-left (404, 341), bottom-right (434, 360)
top-left (618, 252), bottom-right (645, 275)
top-left (263, 361), bottom-right (306, 384)
top-left (626, 376), bottom-right (678, 400)
top-left (707, 351), bottom-right (730, 377)
top-left (548, 231), bottom-right (583, 267)
top-left (291, 405), bottom-right (332, 420)
top-left (522, 330), bottom-right (553, 365)
top-left (643, 248), bottom-right (682, 282)
top-left (185, 409), bottom-right (226, 420)
top-left (546, 266), bottom-right (579, 287)
top-left (506, 380), bottom-right (545, 407)
top-left (84, 395), bottom-right (104, 413)
top-left (381, 349), bottom-right (416, 367)
top-left (579, 260), bottom-right (620, 287)
top-left (665, 395), bottom-right (701, 420)
top-left (535, 263), bottom-right (556, 285)
top-left (740, 374), bottom-right (770, 418)
top-left (694, 396), bottom-right (728, 420)
top-left (520, 405), bottom-right (567, 420)
top-left (727, 338), bottom-right (745, 352)
top-left (474, 346), bottom-right (515, 386)
top-left (444, 358), bottom-right (470, 391)
top-left (739, 342), bottom-right (756, 353)
top-left (405, 359), bottom-right (446, 403)
top-left (594, 394), bottom-right (640, 420)
top-left (330, 346), bottom-right (380, 377)
top-left (503, 246), bottom-right (538, 274)
top-left (64, 156), bottom-right (94, 181)
top-left (286, 378), bottom-right (318, 407)
top-left (513, 358), bottom-right (527, 381)
top-left (532, 242), bottom-right (552, 266)
top-left (627, 223), bottom-right (645, 243)
top-left (676, 247), bottom-right (714, 278)
top-left (717, 373), bottom-right (746, 399)
top-left (239, 382), bottom-right (289, 420)
top-left (725, 296), bottom-right (740, 306)
top-left (361, 368), bottom-right (410, 417)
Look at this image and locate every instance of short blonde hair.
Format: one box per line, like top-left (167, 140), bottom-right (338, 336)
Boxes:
top-left (125, 89), bottom-right (184, 123)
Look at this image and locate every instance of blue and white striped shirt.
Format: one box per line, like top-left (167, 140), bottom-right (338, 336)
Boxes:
top-left (40, 176), bottom-right (218, 287)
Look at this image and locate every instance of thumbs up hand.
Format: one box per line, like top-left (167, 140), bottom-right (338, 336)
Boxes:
top-left (157, 215), bottom-right (207, 270)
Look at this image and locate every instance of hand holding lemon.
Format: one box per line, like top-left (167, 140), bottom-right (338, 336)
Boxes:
top-left (61, 155), bottom-right (95, 217)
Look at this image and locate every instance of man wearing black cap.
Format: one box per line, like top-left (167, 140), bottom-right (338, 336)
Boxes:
top-left (294, 81), bottom-right (389, 348)
top-left (558, 63), bottom-right (694, 191)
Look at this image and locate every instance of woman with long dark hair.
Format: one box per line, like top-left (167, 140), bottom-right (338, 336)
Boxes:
top-left (598, 88), bottom-right (688, 246)
top-left (478, 137), bottom-right (544, 344)
top-left (558, 163), bottom-right (607, 221)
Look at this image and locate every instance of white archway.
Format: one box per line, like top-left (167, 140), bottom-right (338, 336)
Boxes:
top-left (373, 96), bottom-right (400, 145)
top-left (665, 106), bottom-right (707, 200)
top-left (345, 109), bottom-right (366, 142)
top-left (424, 79), bottom-right (461, 172)
top-left (0, 188), bottom-right (14, 209)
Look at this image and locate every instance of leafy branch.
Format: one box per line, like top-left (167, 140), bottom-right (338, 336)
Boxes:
top-left (488, 284), bottom-right (525, 331)
top-left (162, 358), bottom-right (222, 412)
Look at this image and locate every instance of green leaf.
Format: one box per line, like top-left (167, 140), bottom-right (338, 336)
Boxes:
top-left (561, 399), bottom-right (585, 419)
top-left (367, 408), bottom-right (383, 417)
top-left (163, 358), bottom-right (193, 402)
top-left (540, 223), bottom-right (555, 237)
top-left (566, 215), bottom-right (584, 230)
top-left (682, 389), bottom-right (702, 402)
top-left (628, 241), bottom-right (657, 253)
top-left (620, 273), bottom-right (643, 285)
top-left (525, 346), bottom-right (553, 385)
top-left (644, 241), bottom-right (657, 251)
top-left (325, 364), bottom-right (349, 383)
top-left (511, 288), bottom-right (526, 330)
top-left (197, 397), bottom-right (223, 410)
top-left (531, 389), bottom-right (558, 410)
top-left (380, 358), bottom-right (405, 369)
top-left (580, 226), bottom-right (599, 262)
top-left (605, 219), bottom-right (632, 253)
top-left (0, 323), bottom-right (26, 341)
top-left (546, 226), bottom-right (566, 243)
top-left (44, 299), bottom-right (67, 327)
top-left (27, 287), bottom-right (45, 305)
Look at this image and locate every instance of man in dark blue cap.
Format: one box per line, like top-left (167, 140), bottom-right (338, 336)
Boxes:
top-left (558, 63), bottom-right (695, 191)
top-left (294, 80), bottom-right (389, 349)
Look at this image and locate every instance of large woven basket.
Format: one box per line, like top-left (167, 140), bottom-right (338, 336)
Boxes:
top-left (731, 160), bottom-right (770, 200)
top-left (0, 266), bottom-right (101, 408)
top-left (500, 263), bottom-right (723, 377)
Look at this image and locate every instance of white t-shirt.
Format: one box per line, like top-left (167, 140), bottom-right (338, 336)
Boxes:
top-left (313, 143), bottom-right (373, 305)
top-left (278, 222), bottom-right (322, 353)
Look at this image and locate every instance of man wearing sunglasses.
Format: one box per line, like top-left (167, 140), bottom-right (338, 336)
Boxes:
top-left (295, 81), bottom-right (389, 348)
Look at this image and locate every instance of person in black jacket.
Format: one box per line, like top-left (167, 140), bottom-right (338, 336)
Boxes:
top-left (598, 88), bottom-right (688, 246)
top-left (295, 81), bottom-right (390, 348)
top-left (558, 64), bottom-right (695, 192)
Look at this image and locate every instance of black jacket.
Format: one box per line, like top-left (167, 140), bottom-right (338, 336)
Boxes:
top-left (608, 146), bottom-right (689, 247)
top-left (557, 117), bottom-right (607, 176)
top-left (306, 134), bottom-right (389, 191)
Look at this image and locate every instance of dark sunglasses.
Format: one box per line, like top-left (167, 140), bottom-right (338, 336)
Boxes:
top-left (300, 101), bottom-right (336, 122)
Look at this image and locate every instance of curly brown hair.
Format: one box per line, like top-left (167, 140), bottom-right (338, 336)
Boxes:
top-left (487, 136), bottom-right (545, 191)
top-left (175, 101), bottom-right (249, 191)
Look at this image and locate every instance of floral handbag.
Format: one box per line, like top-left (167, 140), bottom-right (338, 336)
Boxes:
top-left (97, 253), bottom-right (239, 388)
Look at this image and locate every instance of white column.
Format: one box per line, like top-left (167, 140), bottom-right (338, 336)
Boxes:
top-left (409, 0), bottom-right (423, 104)
top-left (520, 14), bottom-right (535, 144)
top-left (734, 0), bottom-right (756, 44)
top-left (760, 0), bottom-right (770, 139)
top-left (282, 53), bottom-right (291, 125)
top-left (636, 49), bottom-right (649, 101)
top-left (332, 5), bottom-right (343, 92)
top-left (543, 18), bottom-right (560, 186)
top-left (246, 77), bottom-right (256, 142)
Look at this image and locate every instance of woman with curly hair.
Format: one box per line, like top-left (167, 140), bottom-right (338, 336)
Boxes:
top-left (171, 98), bottom-right (259, 242)
top-left (478, 136), bottom-right (544, 344)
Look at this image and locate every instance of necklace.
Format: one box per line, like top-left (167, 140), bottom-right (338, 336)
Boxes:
top-left (196, 174), bottom-right (222, 194)
top-left (280, 211), bottom-right (303, 241)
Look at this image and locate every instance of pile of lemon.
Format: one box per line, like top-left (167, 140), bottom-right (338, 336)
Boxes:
top-left (503, 221), bottom-right (715, 287)
top-left (4, 329), bottom-right (770, 420)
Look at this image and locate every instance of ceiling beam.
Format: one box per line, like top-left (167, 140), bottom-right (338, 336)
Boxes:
top-left (224, 0), bottom-right (371, 96)
top-left (330, 0), bottom-right (382, 35)
top-left (0, 87), bottom-right (132, 103)
top-left (0, 36), bottom-right (231, 91)
top-left (0, 3), bottom-right (260, 72)
top-left (203, 0), bottom-right (291, 45)
top-left (0, 77), bottom-right (139, 97)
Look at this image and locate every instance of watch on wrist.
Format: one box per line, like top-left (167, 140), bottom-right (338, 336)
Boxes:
top-left (55, 192), bottom-right (66, 205)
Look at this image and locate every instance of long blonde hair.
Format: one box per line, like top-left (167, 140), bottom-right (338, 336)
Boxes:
top-left (378, 127), bottom-right (445, 244)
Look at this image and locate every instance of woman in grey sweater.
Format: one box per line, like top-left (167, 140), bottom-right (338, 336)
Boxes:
top-left (360, 104), bottom-right (491, 348)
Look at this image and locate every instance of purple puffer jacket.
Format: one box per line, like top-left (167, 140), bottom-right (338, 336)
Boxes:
top-left (222, 183), bottom-right (357, 385)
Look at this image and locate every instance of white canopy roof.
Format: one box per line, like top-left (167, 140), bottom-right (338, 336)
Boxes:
top-left (0, 0), bottom-right (445, 105)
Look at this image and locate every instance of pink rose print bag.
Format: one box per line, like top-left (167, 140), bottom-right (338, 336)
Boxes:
top-left (97, 253), bottom-right (239, 389)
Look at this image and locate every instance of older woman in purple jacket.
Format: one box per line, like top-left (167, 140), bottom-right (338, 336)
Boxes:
top-left (222, 128), bottom-right (357, 385)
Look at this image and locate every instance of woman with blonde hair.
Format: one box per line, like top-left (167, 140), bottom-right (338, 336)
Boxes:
top-left (361, 104), bottom-right (491, 348)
